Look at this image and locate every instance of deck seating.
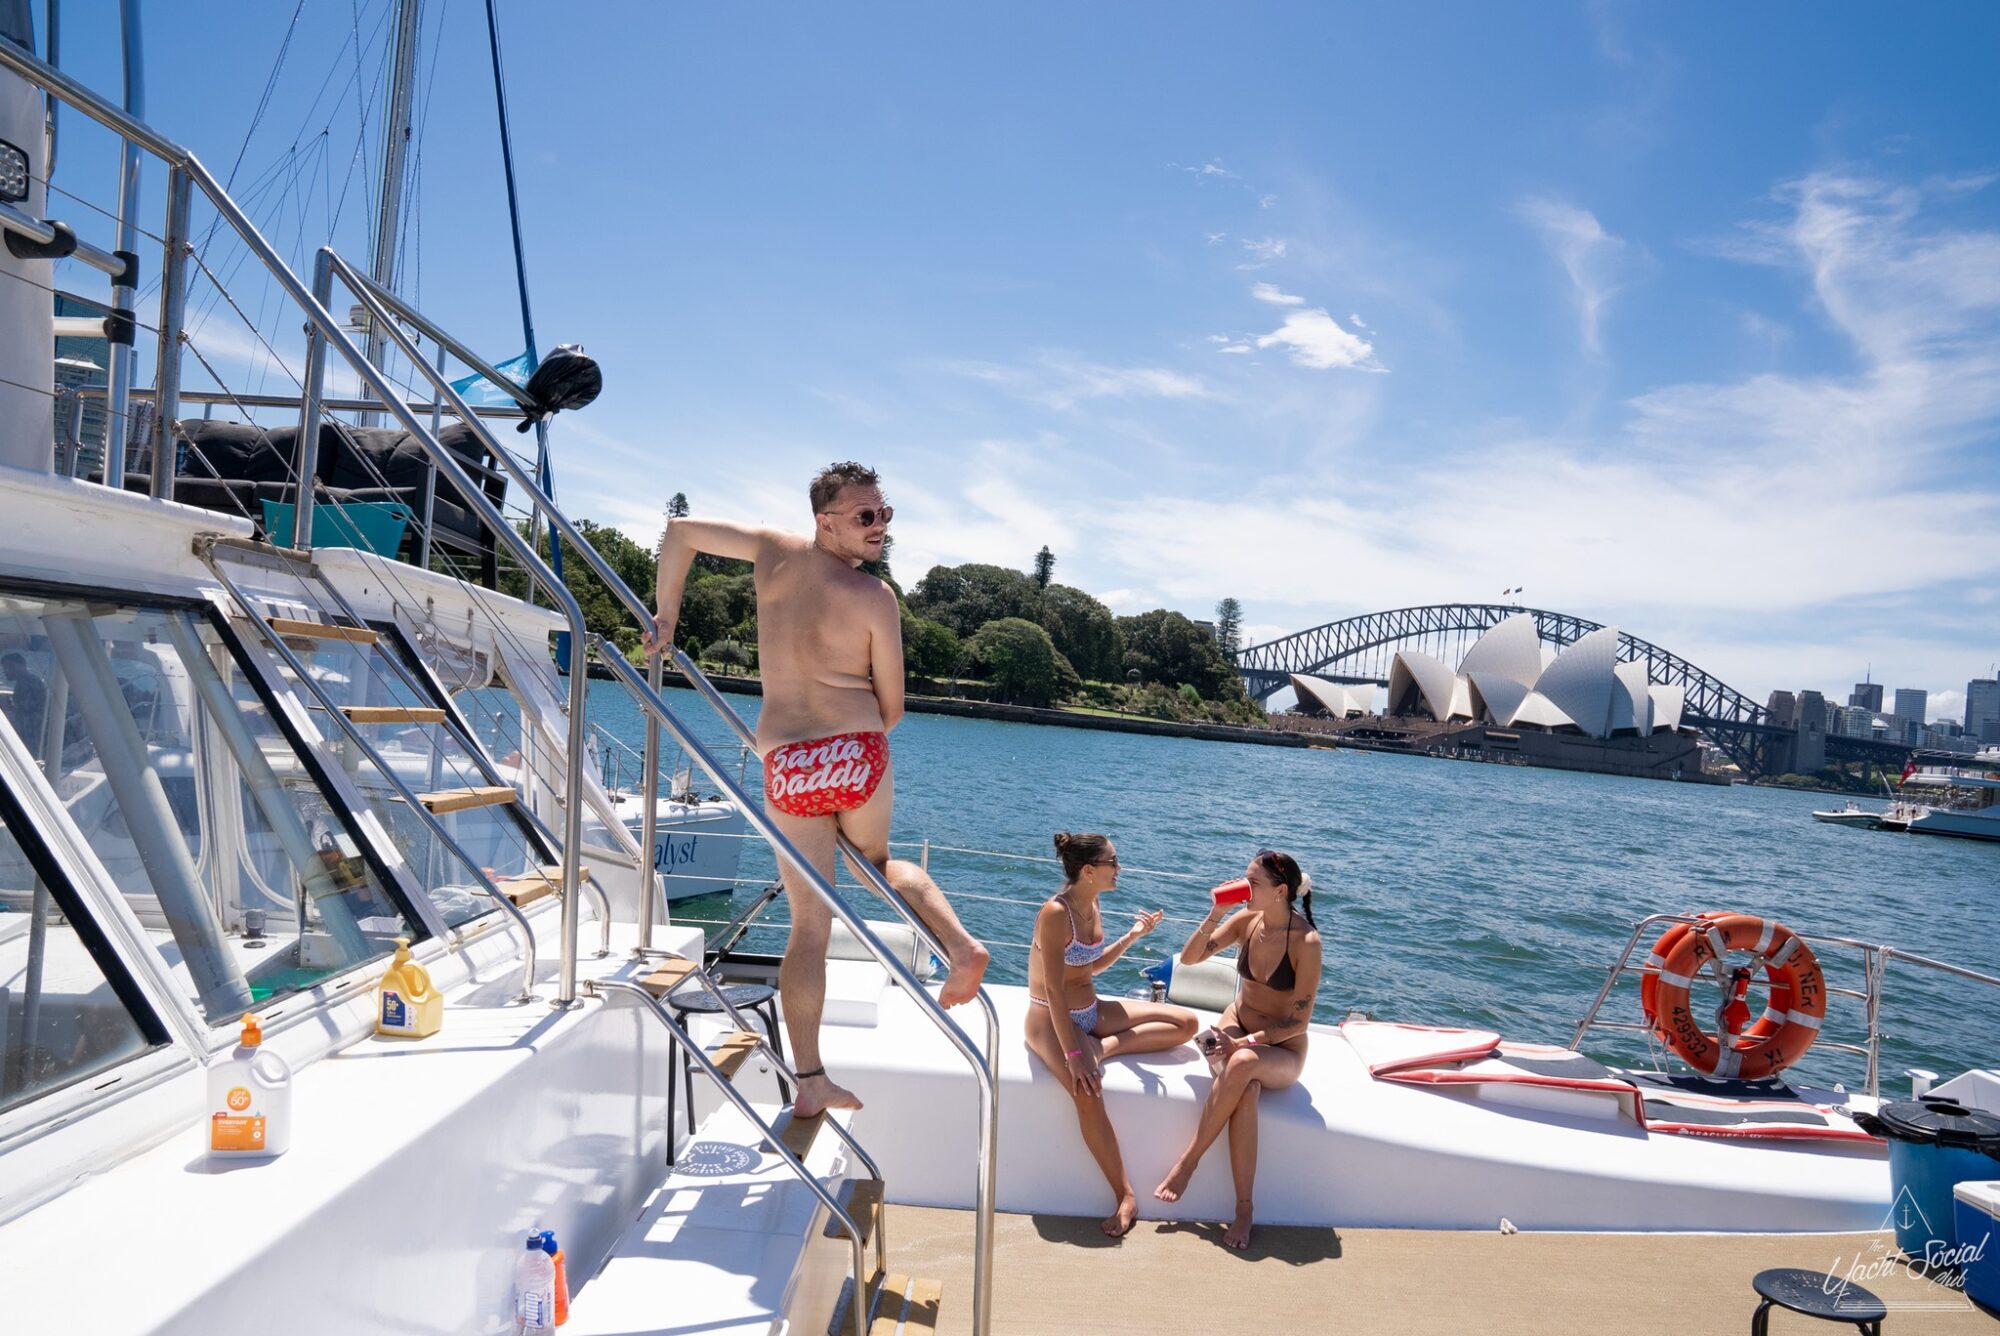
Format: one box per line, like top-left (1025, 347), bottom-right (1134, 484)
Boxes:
top-left (98, 419), bottom-right (511, 586)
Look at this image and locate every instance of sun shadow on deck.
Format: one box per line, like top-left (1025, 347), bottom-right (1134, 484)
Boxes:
top-left (1153, 1219), bottom-right (1342, 1264)
top-left (1028, 1213), bottom-right (1342, 1264)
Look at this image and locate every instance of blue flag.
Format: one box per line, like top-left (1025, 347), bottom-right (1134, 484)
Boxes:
top-left (450, 351), bottom-right (538, 408)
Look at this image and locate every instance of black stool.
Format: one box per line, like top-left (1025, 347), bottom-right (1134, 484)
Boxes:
top-left (1751, 1267), bottom-right (1887, 1335)
top-left (664, 981), bottom-right (789, 1148)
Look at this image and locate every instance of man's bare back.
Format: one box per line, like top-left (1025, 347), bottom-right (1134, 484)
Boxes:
top-left (646, 462), bottom-right (989, 1118)
top-left (748, 533), bottom-right (904, 752)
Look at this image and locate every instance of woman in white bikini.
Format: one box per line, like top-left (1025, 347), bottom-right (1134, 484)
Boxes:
top-left (1024, 831), bottom-right (1200, 1238)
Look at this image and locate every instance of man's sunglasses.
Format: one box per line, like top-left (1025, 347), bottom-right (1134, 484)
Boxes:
top-left (829, 505), bottom-right (893, 528)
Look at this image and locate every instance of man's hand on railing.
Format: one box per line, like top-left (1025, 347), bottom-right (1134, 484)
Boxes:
top-left (641, 609), bottom-right (677, 659)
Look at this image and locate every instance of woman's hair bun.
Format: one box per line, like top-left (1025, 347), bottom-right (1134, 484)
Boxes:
top-left (1051, 831), bottom-right (1110, 880)
top-left (1298, 872), bottom-right (1313, 897)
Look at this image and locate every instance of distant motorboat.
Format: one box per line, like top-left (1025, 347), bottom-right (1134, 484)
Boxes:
top-left (1812, 800), bottom-right (1882, 829)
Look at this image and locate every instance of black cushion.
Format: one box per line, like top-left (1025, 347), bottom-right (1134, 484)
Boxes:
top-left (163, 418), bottom-right (508, 577)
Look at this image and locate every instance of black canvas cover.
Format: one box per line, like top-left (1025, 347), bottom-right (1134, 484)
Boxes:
top-left (516, 343), bottom-right (601, 432)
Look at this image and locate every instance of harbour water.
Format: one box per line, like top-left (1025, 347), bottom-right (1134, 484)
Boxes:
top-left (593, 682), bottom-right (2000, 1092)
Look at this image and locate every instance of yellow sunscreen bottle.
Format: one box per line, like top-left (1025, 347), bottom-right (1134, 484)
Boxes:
top-left (376, 938), bottom-right (443, 1038)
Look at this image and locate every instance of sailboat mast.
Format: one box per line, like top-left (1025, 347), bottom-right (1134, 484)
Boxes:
top-left (362, 0), bottom-right (423, 419)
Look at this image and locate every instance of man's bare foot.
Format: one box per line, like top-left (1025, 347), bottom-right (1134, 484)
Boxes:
top-left (793, 1072), bottom-right (863, 1118)
top-left (1224, 1199), bottom-right (1254, 1250)
top-left (1153, 1159), bottom-right (1194, 1203)
top-left (937, 941), bottom-right (991, 1007)
top-left (1101, 1193), bottom-right (1139, 1238)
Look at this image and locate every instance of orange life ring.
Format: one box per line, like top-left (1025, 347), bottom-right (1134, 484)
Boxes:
top-left (1639, 913), bottom-right (1826, 1080)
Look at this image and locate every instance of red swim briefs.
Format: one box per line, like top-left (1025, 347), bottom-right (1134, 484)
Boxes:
top-left (762, 731), bottom-right (889, 818)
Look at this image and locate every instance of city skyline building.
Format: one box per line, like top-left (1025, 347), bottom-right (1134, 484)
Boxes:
top-left (1893, 688), bottom-right (1928, 724)
top-left (1969, 679), bottom-right (2000, 744)
top-left (1849, 680), bottom-right (1884, 712)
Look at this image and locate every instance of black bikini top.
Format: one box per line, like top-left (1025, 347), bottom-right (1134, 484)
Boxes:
top-left (1238, 911), bottom-right (1297, 992)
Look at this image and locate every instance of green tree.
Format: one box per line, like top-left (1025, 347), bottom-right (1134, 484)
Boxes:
top-left (1032, 545), bottom-right (1056, 591)
top-left (900, 608), bottom-right (963, 680)
top-left (908, 563), bottom-right (1041, 637)
top-left (1214, 597), bottom-right (1243, 660)
top-left (500, 518), bottom-right (659, 656)
top-left (702, 638), bottom-right (753, 675)
top-left (666, 492), bottom-right (689, 519)
top-left (1117, 608), bottom-right (1251, 702)
top-left (1037, 584), bottom-right (1122, 681)
top-left (966, 617), bottom-right (1061, 706)
top-left (678, 572), bottom-right (756, 653)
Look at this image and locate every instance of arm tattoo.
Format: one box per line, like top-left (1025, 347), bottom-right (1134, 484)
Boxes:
top-left (1288, 997), bottom-right (1310, 1018)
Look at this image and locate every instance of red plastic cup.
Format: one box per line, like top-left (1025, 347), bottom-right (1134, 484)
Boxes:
top-left (1210, 878), bottom-right (1252, 907)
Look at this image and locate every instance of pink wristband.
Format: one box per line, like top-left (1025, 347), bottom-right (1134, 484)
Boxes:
top-left (1065, 1048), bottom-right (1084, 1059)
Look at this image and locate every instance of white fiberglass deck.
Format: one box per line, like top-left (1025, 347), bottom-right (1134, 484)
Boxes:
top-left (750, 978), bottom-right (1892, 1233)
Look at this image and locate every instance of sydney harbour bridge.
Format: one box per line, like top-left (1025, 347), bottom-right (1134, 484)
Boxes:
top-left (1232, 603), bottom-right (1906, 778)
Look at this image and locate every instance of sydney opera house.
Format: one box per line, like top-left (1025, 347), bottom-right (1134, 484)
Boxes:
top-left (1287, 615), bottom-right (1709, 781)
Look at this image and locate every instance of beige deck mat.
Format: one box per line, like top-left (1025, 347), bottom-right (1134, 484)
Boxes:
top-left (886, 1204), bottom-right (1993, 1335)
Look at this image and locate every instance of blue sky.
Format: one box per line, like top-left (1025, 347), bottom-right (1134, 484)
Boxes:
top-left (43, 2), bottom-right (2000, 717)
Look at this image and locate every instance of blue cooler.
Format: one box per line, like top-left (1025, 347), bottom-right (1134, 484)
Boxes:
top-left (1957, 1182), bottom-right (2000, 1309)
top-left (1863, 1098), bottom-right (2000, 1259)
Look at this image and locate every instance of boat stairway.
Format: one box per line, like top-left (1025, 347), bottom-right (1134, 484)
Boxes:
top-left (567, 1101), bottom-right (939, 1336)
top-left (571, 960), bottom-right (941, 1336)
top-left (196, 537), bottom-right (618, 933)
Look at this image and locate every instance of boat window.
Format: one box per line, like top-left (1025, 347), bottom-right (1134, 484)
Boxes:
top-left (0, 777), bottom-right (163, 1115)
top-left (241, 624), bottom-right (559, 928)
top-left (0, 596), bottom-right (414, 1025)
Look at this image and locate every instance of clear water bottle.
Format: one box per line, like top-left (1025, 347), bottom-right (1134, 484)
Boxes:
top-left (514, 1233), bottom-right (556, 1334)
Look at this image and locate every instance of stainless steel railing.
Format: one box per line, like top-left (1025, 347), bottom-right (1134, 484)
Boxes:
top-left (0, 40), bottom-right (601, 991)
top-left (592, 644), bottom-right (1001, 1336)
top-left (1571, 911), bottom-right (2000, 1096)
top-left (283, 249), bottom-right (1001, 1333)
top-left (589, 979), bottom-right (874, 1336)
top-left (6, 43), bottom-right (997, 1325)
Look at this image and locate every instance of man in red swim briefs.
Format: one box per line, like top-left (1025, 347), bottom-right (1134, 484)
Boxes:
top-left (646, 462), bottom-right (990, 1117)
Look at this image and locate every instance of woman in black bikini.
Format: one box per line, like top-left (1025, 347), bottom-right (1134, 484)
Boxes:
top-left (1153, 849), bottom-right (1322, 1251)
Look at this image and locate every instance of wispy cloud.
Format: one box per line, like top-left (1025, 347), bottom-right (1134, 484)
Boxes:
top-left (936, 354), bottom-right (1212, 411)
top-left (1238, 236), bottom-right (1288, 267)
top-left (1174, 159), bottom-right (1240, 181)
top-left (1254, 308), bottom-right (1382, 372)
top-left (1251, 283), bottom-right (1305, 306)
top-left (1517, 196), bottom-right (1645, 357)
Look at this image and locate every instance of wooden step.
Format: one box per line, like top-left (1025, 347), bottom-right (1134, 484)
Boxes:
top-left (416, 785), bottom-right (516, 814)
top-left (897, 1276), bottom-right (942, 1334)
top-left (639, 958), bottom-right (700, 998)
top-left (832, 1271), bottom-right (942, 1336)
top-left (709, 1029), bottom-right (761, 1081)
top-left (822, 1177), bottom-right (885, 1245)
top-left (493, 863), bottom-right (591, 907)
top-left (340, 705), bottom-right (446, 725)
top-left (267, 617), bottom-right (378, 646)
top-left (769, 1108), bottom-right (825, 1163)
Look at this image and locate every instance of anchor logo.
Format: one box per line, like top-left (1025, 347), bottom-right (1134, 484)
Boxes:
top-left (1882, 1185), bottom-right (1931, 1237)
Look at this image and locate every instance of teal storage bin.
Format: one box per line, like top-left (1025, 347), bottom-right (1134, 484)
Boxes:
top-left (259, 499), bottom-right (413, 557)
top-left (1866, 1098), bottom-right (2000, 1260)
